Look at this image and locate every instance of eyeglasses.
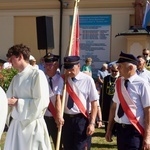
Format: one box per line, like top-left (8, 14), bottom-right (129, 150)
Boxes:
top-left (45, 63), bottom-right (54, 67)
top-left (111, 70), bottom-right (118, 72)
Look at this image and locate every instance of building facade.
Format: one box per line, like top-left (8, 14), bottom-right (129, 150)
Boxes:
top-left (0, 0), bottom-right (143, 70)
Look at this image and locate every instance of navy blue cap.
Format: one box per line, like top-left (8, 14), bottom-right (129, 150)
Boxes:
top-left (64, 56), bottom-right (80, 69)
top-left (117, 51), bottom-right (139, 65)
top-left (44, 53), bottom-right (59, 63)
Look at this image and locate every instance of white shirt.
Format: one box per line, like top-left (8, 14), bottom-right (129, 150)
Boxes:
top-left (113, 74), bottom-right (150, 126)
top-left (64, 72), bottom-right (99, 114)
top-left (45, 73), bottom-right (64, 117)
top-left (136, 68), bottom-right (150, 84)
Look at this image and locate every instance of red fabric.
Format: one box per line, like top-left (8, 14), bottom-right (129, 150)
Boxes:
top-left (48, 101), bottom-right (56, 119)
top-left (71, 7), bottom-right (80, 56)
top-left (116, 78), bottom-right (144, 136)
top-left (66, 81), bottom-right (88, 118)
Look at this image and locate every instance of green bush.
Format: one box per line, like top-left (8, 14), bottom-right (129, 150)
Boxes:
top-left (0, 68), bottom-right (18, 92)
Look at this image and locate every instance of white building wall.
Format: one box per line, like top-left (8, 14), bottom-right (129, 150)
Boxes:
top-left (0, 7), bottom-right (134, 64)
top-left (0, 16), bottom-right (14, 61)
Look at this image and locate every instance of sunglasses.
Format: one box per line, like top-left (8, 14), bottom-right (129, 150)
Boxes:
top-left (111, 70), bottom-right (118, 72)
top-left (143, 53), bottom-right (149, 55)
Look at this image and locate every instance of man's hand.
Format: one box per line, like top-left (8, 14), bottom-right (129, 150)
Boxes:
top-left (86, 123), bottom-right (95, 136)
top-left (142, 140), bottom-right (150, 150)
top-left (105, 130), bottom-right (113, 142)
top-left (143, 106), bottom-right (150, 150)
top-left (55, 116), bottom-right (64, 131)
top-left (97, 120), bottom-right (103, 128)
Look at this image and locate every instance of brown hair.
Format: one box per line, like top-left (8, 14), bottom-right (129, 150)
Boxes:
top-left (6, 44), bottom-right (30, 61)
top-left (85, 57), bottom-right (92, 63)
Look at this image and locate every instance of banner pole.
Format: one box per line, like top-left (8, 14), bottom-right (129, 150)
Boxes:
top-left (55, 1), bottom-right (80, 150)
top-left (68, 0), bottom-right (80, 56)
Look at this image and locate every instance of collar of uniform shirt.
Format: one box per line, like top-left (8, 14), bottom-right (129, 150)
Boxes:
top-left (136, 69), bottom-right (144, 74)
top-left (46, 73), bottom-right (59, 81)
top-left (123, 74), bottom-right (138, 84)
top-left (70, 71), bottom-right (87, 81)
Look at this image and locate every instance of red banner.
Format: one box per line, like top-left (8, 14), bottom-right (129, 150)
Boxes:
top-left (71, 7), bottom-right (80, 56)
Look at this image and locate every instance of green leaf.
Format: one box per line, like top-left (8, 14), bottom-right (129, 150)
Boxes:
top-left (0, 68), bottom-right (18, 92)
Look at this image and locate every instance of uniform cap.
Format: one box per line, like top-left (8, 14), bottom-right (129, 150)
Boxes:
top-left (44, 53), bottom-right (59, 63)
top-left (117, 51), bottom-right (139, 65)
top-left (64, 56), bottom-right (80, 69)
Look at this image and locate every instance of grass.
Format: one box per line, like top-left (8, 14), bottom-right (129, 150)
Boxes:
top-left (0, 132), bottom-right (6, 150)
top-left (0, 127), bottom-right (117, 150)
top-left (91, 127), bottom-right (117, 150)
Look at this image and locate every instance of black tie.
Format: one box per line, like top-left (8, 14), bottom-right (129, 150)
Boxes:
top-left (117, 79), bottom-right (129, 118)
top-left (49, 77), bottom-right (53, 90)
top-left (67, 77), bottom-right (76, 109)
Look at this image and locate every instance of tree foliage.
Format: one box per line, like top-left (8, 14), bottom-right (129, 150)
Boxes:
top-left (0, 68), bottom-right (18, 92)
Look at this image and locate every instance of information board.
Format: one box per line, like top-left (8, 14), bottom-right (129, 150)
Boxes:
top-left (70, 15), bottom-right (111, 79)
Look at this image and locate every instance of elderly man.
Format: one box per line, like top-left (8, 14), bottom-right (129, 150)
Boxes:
top-left (56, 56), bottom-right (99, 150)
top-left (100, 63), bottom-right (119, 134)
top-left (97, 63), bottom-right (109, 88)
top-left (142, 48), bottom-right (150, 70)
top-left (44, 53), bottom-right (64, 149)
top-left (105, 52), bottom-right (150, 150)
top-left (136, 55), bottom-right (150, 84)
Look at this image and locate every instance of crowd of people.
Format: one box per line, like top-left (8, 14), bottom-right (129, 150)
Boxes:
top-left (1, 44), bottom-right (150, 150)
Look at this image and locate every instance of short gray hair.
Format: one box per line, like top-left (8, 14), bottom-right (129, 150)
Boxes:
top-left (126, 62), bottom-right (137, 71)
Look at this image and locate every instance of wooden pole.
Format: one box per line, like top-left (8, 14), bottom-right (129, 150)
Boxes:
top-left (68, 0), bottom-right (80, 56)
top-left (55, 1), bottom-right (80, 150)
top-left (55, 82), bottom-right (66, 150)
